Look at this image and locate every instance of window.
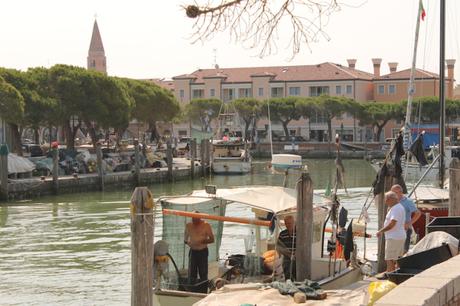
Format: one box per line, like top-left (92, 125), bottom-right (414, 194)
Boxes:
top-left (336, 86), bottom-right (342, 95)
top-left (258, 87), bottom-right (264, 97)
top-left (378, 85), bottom-right (385, 94)
top-left (289, 87), bottom-right (300, 96)
top-left (239, 88), bottom-right (251, 97)
top-left (92, 60), bottom-right (96, 67)
top-left (178, 130), bottom-right (188, 137)
top-left (179, 89), bottom-right (184, 98)
top-left (271, 87), bottom-right (284, 97)
top-left (223, 88), bottom-right (234, 102)
top-left (192, 89), bottom-right (204, 99)
top-left (210, 89), bottom-right (215, 97)
top-left (346, 85), bottom-right (352, 94)
top-left (389, 84), bottom-right (396, 94)
top-left (310, 111), bottom-right (327, 124)
top-left (309, 86), bottom-right (329, 97)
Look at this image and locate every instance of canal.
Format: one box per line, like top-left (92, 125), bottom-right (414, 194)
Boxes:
top-left (0, 159), bottom-right (377, 305)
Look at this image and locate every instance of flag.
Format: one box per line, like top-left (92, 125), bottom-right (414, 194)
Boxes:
top-left (420, 0), bottom-right (426, 21)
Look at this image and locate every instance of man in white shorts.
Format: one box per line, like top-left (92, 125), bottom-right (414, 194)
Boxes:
top-left (376, 191), bottom-right (406, 272)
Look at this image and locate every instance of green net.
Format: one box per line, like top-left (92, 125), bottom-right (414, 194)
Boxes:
top-left (160, 198), bottom-right (225, 272)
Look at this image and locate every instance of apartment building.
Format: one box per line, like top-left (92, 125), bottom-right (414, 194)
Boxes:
top-left (171, 59), bottom-right (456, 141)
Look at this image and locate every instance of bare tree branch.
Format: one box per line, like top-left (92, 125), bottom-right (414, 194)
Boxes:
top-left (184, 0), bottom-right (351, 58)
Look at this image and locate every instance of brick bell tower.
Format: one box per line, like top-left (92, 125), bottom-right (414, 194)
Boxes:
top-left (87, 19), bottom-right (107, 74)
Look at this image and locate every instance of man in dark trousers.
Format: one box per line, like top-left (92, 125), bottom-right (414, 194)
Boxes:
top-left (184, 212), bottom-right (215, 283)
top-left (277, 215), bottom-right (296, 280)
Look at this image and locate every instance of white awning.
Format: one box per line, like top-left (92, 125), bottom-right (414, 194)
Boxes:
top-left (160, 186), bottom-right (326, 214)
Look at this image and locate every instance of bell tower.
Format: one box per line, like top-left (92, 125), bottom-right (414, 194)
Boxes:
top-left (87, 19), bottom-right (107, 74)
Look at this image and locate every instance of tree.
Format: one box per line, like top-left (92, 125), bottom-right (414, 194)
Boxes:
top-left (361, 102), bottom-right (404, 141)
top-left (230, 98), bottom-right (262, 139)
top-left (264, 97), bottom-right (301, 137)
top-left (184, 0), bottom-right (346, 58)
top-left (315, 95), bottom-right (352, 152)
top-left (126, 79), bottom-right (180, 142)
top-left (0, 76), bottom-right (24, 153)
top-left (185, 98), bottom-right (222, 132)
top-left (296, 97), bottom-right (318, 139)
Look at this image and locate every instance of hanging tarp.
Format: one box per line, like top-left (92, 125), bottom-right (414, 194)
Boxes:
top-left (8, 153), bottom-right (35, 174)
top-left (409, 133), bottom-right (428, 166)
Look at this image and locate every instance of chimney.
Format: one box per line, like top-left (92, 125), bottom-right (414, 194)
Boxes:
top-left (372, 58), bottom-right (382, 77)
top-left (446, 59), bottom-right (456, 98)
top-left (347, 59), bottom-right (357, 69)
top-left (388, 62), bottom-right (398, 73)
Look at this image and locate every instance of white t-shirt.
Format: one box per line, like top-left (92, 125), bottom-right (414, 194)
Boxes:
top-left (384, 203), bottom-right (406, 240)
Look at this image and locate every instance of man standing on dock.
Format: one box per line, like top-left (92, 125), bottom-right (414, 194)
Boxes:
top-left (184, 212), bottom-right (215, 283)
top-left (277, 215), bottom-right (296, 280)
top-left (391, 184), bottom-right (421, 253)
top-left (376, 191), bottom-right (406, 272)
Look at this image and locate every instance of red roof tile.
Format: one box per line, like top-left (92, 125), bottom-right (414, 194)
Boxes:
top-left (376, 68), bottom-right (439, 80)
top-left (143, 78), bottom-right (175, 91)
top-left (174, 62), bottom-right (375, 83)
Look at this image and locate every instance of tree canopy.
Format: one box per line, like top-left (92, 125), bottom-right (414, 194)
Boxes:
top-left (185, 98), bottom-right (222, 132)
top-left (230, 98), bottom-right (262, 138)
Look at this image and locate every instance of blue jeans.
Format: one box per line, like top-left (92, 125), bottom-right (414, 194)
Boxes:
top-left (404, 228), bottom-right (412, 253)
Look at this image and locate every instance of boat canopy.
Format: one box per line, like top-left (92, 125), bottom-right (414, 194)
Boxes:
top-left (161, 186), bottom-right (325, 215)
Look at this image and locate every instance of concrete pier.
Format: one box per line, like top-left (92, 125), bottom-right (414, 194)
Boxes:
top-left (6, 165), bottom-right (201, 201)
top-left (375, 254), bottom-right (460, 306)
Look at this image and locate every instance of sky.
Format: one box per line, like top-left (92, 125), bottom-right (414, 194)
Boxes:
top-left (1, 0), bottom-right (460, 81)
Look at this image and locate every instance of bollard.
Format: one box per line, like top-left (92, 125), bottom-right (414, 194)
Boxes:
top-left (376, 175), bottom-right (392, 273)
top-left (200, 139), bottom-right (206, 177)
top-left (52, 145), bottom-right (59, 194)
top-left (0, 144), bottom-right (9, 201)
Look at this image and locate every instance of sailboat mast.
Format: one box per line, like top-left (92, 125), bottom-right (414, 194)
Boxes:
top-left (439, 0), bottom-right (446, 188)
top-left (403, 0), bottom-right (423, 148)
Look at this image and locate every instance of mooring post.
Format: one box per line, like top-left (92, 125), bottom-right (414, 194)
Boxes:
top-left (190, 139), bottom-right (196, 179)
top-left (96, 142), bottom-right (104, 191)
top-left (52, 145), bottom-right (59, 194)
top-left (166, 139), bottom-right (173, 182)
top-left (0, 144), bottom-right (9, 201)
top-left (296, 170), bottom-right (313, 281)
top-left (205, 139), bottom-right (211, 176)
top-left (376, 175), bottom-right (392, 273)
top-left (200, 139), bottom-right (206, 177)
top-left (449, 158), bottom-right (460, 216)
top-left (134, 139), bottom-right (141, 186)
top-left (130, 187), bottom-right (154, 306)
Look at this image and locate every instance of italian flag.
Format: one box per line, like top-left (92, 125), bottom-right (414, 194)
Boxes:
top-left (420, 0), bottom-right (426, 21)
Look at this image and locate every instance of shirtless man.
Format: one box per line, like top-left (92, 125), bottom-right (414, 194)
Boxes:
top-left (184, 212), bottom-right (215, 282)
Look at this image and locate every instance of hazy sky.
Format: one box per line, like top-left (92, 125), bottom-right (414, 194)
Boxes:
top-left (1, 0), bottom-right (460, 81)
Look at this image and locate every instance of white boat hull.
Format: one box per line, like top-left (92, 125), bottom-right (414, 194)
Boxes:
top-left (212, 158), bottom-right (252, 174)
top-left (271, 154), bottom-right (302, 170)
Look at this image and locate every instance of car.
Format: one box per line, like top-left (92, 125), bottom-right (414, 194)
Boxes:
top-left (22, 144), bottom-right (44, 157)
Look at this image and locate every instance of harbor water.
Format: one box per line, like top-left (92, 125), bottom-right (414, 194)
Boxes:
top-left (0, 159), bottom-right (378, 305)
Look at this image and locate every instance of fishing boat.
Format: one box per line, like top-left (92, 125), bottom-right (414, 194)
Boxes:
top-left (153, 185), bottom-right (364, 306)
top-left (211, 110), bottom-right (252, 174)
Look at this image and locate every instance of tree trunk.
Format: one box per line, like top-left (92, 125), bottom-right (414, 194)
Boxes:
top-left (282, 120), bottom-right (290, 137)
top-left (63, 122), bottom-right (75, 150)
top-left (34, 128), bottom-right (40, 144)
top-left (149, 121), bottom-right (159, 143)
top-left (244, 119), bottom-right (251, 140)
top-left (327, 119), bottom-right (333, 155)
top-left (9, 123), bottom-right (23, 155)
top-left (84, 122), bottom-right (99, 148)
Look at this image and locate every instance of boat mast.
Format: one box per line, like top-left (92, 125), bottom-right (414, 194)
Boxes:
top-left (439, 0), bottom-right (446, 188)
top-left (403, 0), bottom-right (423, 149)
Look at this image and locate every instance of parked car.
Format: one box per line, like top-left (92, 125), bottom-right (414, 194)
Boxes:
top-left (22, 144), bottom-right (44, 157)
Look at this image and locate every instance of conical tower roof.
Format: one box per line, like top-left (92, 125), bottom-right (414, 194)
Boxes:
top-left (89, 20), bottom-right (104, 53)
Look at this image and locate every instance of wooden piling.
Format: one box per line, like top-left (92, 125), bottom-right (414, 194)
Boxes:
top-left (449, 158), bottom-right (460, 216)
top-left (96, 143), bottom-right (104, 191)
top-left (166, 139), bottom-right (173, 182)
top-left (52, 147), bottom-right (59, 194)
top-left (296, 170), bottom-right (313, 281)
top-left (190, 139), bottom-right (196, 179)
top-left (130, 187), bottom-right (154, 306)
top-left (200, 139), bottom-right (206, 177)
top-left (205, 139), bottom-right (212, 176)
top-left (0, 144), bottom-right (8, 201)
top-left (376, 175), bottom-right (392, 273)
top-left (134, 139), bottom-right (141, 186)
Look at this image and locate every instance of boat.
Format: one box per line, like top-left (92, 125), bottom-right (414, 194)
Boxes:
top-left (153, 185), bottom-right (364, 306)
top-left (211, 110), bottom-right (252, 174)
top-left (270, 153), bottom-right (302, 170)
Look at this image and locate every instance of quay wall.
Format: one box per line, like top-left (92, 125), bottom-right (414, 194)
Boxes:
top-left (375, 254), bottom-right (460, 306)
top-left (6, 166), bottom-right (201, 201)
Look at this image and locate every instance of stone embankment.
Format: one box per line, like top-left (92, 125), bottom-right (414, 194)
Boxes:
top-left (375, 254), bottom-right (460, 306)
